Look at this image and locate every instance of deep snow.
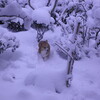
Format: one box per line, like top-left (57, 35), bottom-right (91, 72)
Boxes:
top-left (0, 27), bottom-right (100, 100)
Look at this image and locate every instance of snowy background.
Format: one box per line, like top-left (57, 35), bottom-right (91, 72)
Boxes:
top-left (0, 0), bottom-right (100, 100)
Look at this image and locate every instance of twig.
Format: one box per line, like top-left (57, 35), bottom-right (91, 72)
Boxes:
top-left (51, 0), bottom-right (58, 14)
top-left (28, 0), bottom-right (34, 10)
top-left (47, 0), bottom-right (51, 6)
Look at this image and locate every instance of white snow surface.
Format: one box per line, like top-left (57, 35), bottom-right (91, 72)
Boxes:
top-left (31, 0), bottom-right (48, 9)
top-left (32, 7), bottom-right (54, 25)
top-left (0, 27), bottom-right (100, 100)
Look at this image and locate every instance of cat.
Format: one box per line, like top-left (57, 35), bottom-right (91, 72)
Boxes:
top-left (38, 40), bottom-right (50, 60)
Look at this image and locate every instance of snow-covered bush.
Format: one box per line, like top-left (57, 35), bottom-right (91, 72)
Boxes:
top-left (0, 28), bottom-right (19, 54)
top-left (0, 0), bottom-right (55, 37)
top-left (51, 0), bottom-right (100, 60)
top-left (7, 21), bottom-right (26, 32)
top-left (0, 0), bottom-right (33, 31)
top-left (30, 6), bottom-right (55, 42)
top-left (0, 0), bottom-right (8, 8)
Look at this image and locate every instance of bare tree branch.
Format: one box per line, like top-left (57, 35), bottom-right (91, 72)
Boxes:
top-left (28, 0), bottom-right (34, 10)
top-left (51, 0), bottom-right (58, 14)
top-left (0, 15), bottom-right (27, 20)
top-left (47, 0), bottom-right (51, 6)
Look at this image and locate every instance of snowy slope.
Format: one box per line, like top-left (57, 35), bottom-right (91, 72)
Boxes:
top-left (0, 27), bottom-right (100, 100)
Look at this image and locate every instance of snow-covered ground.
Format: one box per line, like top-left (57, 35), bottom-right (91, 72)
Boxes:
top-left (0, 27), bottom-right (100, 100)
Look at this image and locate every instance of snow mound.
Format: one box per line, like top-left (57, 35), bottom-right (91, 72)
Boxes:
top-left (0, 1), bottom-right (21, 16)
top-left (31, 0), bottom-right (48, 9)
top-left (32, 7), bottom-right (54, 25)
top-left (25, 66), bottom-right (66, 93)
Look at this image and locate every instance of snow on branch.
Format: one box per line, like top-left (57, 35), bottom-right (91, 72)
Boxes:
top-left (55, 42), bottom-right (74, 59)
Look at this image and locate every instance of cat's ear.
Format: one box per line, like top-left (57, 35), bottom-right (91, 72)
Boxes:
top-left (46, 40), bottom-right (48, 42)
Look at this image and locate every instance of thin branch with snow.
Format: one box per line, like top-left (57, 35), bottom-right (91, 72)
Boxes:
top-left (51, 0), bottom-right (58, 14)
